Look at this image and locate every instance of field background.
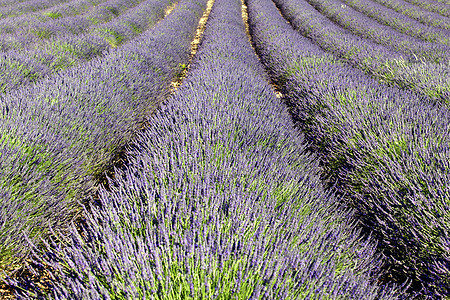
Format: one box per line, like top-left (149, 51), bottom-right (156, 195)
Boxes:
top-left (0, 0), bottom-right (449, 298)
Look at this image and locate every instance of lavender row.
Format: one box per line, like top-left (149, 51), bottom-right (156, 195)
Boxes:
top-left (0, 0), bottom-right (29, 7)
top-left (372, 0), bottom-right (450, 30)
top-left (0, 0), bottom-right (148, 52)
top-left (0, 0), bottom-right (206, 281)
top-left (340, 0), bottom-right (450, 45)
top-left (8, 0), bottom-right (405, 298)
top-left (402, 0), bottom-right (450, 18)
top-left (273, 0), bottom-right (449, 103)
top-left (247, 0), bottom-right (450, 297)
top-left (0, 0), bottom-right (110, 38)
top-left (0, 0), bottom-right (73, 18)
top-left (0, 0), bottom-right (174, 93)
top-left (304, 0), bottom-right (450, 62)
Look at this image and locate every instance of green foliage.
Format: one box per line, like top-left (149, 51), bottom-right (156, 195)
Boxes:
top-left (31, 28), bottom-right (53, 39)
top-left (128, 22), bottom-right (143, 34)
top-left (342, 46), bottom-right (360, 60)
top-left (43, 11), bottom-right (63, 19)
top-left (48, 41), bottom-right (79, 57)
top-left (87, 16), bottom-right (101, 25)
top-left (98, 28), bottom-right (125, 48)
top-left (175, 63), bottom-right (188, 80)
top-left (106, 6), bottom-right (120, 16)
top-left (152, 256), bottom-right (264, 300)
top-left (5, 60), bottom-right (40, 82)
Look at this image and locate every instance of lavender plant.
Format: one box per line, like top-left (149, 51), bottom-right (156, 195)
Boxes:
top-left (0, 0), bottom-right (145, 50)
top-left (340, 0), bottom-right (450, 45)
top-left (272, 0), bottom-right (449, 102)
top-left (0, 0), bottom-right (176, 93)
top-left (371, 0), bottom-right (450, 30)
top-left (304, 0), bottom-right (450, 62)
top-left (246, 0), bottom-right (449, 297)
top-left (0, 0), bottom-right (30, 7)
top-left (401, 0), bottom-right (450, 17)
top-left (0, 0), bottom-right (73, 18)
top-left (8, 0), bottom-right (404, 298)
top-left (0, 0), bottom-right (206, 282)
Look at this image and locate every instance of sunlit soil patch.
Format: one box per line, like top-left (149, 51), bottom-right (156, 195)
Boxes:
top-left (164, 1), bottom-right (177, 16)
top-left (170, 0), bottom-right (215, 91)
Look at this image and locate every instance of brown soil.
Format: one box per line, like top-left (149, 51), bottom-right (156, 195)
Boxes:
top-left (170, 0), bottom-right (216, 91)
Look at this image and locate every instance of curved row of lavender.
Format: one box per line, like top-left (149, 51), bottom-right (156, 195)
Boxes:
top-left (340, 0), bottom-right (450, 45)
top-left (0, 0), bottom-right (72, 18)
top-left (0, 0), bottom-right (206, 280)
top-left (0, 0), bottom-right (132, 49)
top-left (0, 0), bottom-right (175, 93)
top-left (246, 0), bottom-right (449, 297)
top-left (272, 0), bottom-right (449, 103)
top-left (402, 0), bottom-right (450, 18)
top-left (304, 0), bottom-right (450, 62)
top-left (9, 0), bottom-right (404, 298)
top-left (0, 0), bottom-right (29, 7)
top-left (371, 0), bottom-right (450, 30)
top-left (0, 0), bottom-right (106, 35)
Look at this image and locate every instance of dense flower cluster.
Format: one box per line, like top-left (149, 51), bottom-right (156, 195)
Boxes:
top-left (246, 0), bottom-right (449, 297)
top-left (0, 0), bottom-right (206, 274)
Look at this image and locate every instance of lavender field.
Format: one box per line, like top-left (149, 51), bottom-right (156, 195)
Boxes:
top-left (0, 0), bottom-right (448, 298)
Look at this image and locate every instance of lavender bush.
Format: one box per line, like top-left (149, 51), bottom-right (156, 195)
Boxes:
top-left (304, 0), bottom-right (450, 62)
top-left (401, 0), bottom-right (450, 17)
top-left (341, 0), bottom-right (450, 45)
top-left (272, 0), bottom-right (449, 103)
top-left (0, 0), bottom-right (72, 18)
top-left (8, 0), bottom-right (405, 298)
top-left (371, 0), bottom-right (450, 30)
top-left (0, 0), bottom-right (206, 281)
top-left (246, 0), bottom-right (449, 297)
top-left (0, 0), bottom-right (176, 93)
top-left (0, 0), bottom-right (147, 50)
top-left (0, 0), bottom-right (30, 7)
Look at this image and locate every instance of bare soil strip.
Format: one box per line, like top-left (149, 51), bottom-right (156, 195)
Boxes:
top-left (164, 1), bottom-right (177, 16)
top-left (170, 0), bottom-right (215, 90)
